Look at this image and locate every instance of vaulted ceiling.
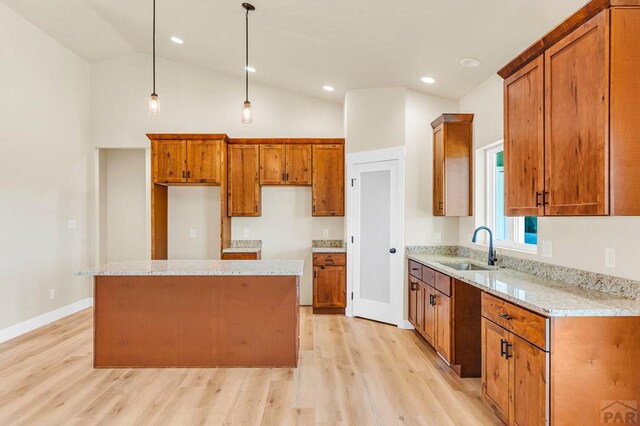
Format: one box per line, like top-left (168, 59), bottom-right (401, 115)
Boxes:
top-left (2, 0), bottom-right (588, 101)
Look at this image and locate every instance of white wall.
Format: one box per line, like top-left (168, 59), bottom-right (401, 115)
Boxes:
top-left (0, 3), bottom-right (91, 329)
top-left (89, 53), bottom-right (345, 304)
top-left (104, 149), bottom-right (147, 262)
top-left (459, 75), bottom-right (640, 281)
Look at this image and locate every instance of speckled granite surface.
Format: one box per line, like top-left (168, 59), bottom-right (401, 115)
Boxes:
top-left (407, 249), bottom-right (640, 317)
top-left (312, 240), bottom-right (346, 253)
top-left (78, 260), bottom-right (304, 276)
top-left (222, 240), bottom-right (262, 253)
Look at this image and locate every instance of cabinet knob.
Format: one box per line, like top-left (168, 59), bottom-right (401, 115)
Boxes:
top-left (389, 248), bottom-right (396, 254)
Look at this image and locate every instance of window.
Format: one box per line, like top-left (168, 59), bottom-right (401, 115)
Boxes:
top-left (485, 143), bottom-right (537, 251)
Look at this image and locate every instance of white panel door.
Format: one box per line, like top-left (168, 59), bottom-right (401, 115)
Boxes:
top-left (351, 159), bottom-right (401, 325)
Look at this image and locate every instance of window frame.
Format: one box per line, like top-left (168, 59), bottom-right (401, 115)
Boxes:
top-left (484, 142), bottom-right (537, 253)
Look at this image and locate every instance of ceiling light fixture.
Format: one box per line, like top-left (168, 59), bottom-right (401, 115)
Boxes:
top-left (241, 3), bottom-right (255, 124)
top-left (148, 0), bottom-right (160, 116)
top-left (170, 36), bottom-right (184, 45)
top-left (245, 66), bottom-right (256, 73)
top-left (421, 76), bottom-right (436, 84)
top-left (323, 85), bottom-right (335, 92)
top-left (460, 58), bottom-right (481, 68)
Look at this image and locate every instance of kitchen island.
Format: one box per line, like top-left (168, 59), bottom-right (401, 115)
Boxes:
top-left (79, 260), bottom-right (303, 368)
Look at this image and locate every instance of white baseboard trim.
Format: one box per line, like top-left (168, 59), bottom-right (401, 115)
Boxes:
top-left (0, 297), bottom-right (93, 344)
top-left (398, 320), bottom-right (414, 330)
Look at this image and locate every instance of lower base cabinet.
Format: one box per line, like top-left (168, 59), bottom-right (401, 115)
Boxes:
top-left (313, 253), bottom-right (346, 314)
top-left (221, 251), bottom-right (261, 260)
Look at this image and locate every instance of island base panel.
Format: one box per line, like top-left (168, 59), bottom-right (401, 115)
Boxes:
top-left (94, 275), bottom-right (299, 368)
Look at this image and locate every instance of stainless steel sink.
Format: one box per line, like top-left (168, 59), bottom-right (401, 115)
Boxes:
top-left (437, 262), bottom-right (494, 271)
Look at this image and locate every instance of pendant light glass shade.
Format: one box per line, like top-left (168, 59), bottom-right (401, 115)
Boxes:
top-left (241, 100), bottom-right (253, 124)
top-left (149, 93), bottom-right (160, 116)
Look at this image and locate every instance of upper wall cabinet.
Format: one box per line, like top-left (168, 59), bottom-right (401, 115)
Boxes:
top-left (500, 5), bottom-right (640, 216)
top-left (260, 144), bottom-right (312, 185)
top-left (312, 144), bottom-right (344, 216)
top-left (152, 139), bottom-right (222, 184)
top-left (228, 144), bottom-right (261, 217)
top-left (431, 114), bottom-right (474, 217)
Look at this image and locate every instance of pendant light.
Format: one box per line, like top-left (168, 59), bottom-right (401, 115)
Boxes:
top-left (241, 3), bottom-right (255, 124)
top-left (149, 0), bottom-right (160, 116)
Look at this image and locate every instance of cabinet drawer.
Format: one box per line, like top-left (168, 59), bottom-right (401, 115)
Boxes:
top-left (434, 271), bottom-right (451, 296)
top-left (408, 260), bottom-right (423, 280)
top-left (221, 251), bottom-right (261, 260)
top-left (421, 266), bottom-right (435, 287)
top-left (481, 293), bottom-right (548, 350)
top-left (313, 253), bottom-right (346, 266)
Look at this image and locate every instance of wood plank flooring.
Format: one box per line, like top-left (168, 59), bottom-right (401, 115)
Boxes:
top-left (0, 307), bottom-right (501, 425)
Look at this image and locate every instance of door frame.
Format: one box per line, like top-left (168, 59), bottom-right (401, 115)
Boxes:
top-left (346, 146), bottom-right (406, 326)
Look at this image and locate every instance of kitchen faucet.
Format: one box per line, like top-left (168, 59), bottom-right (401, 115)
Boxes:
top-left (472, 226), bottom-right (497, 266)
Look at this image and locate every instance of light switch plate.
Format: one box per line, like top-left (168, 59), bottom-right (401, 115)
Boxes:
top-left (67, 220), bottom-right (77, 230)
top-left (434, 232), bottom-right (442, 243)
top-left (605, 248), bottom-right (616, 268)
top-left (49, 289), bottom-right (55, 300)
top-left (323, 229), bottom-right (329, 238)
top-left (189, 229), bottom-right (197, 239)
top-left (542, 240), bottom-right (553, 258)
top-left (243, 228), bottom-right (250, 239)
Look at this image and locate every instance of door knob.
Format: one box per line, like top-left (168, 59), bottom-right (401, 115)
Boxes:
top-left (389, 248), bottom-right (396, 254)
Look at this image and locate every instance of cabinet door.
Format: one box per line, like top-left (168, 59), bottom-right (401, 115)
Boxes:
top-left (313, 266), bottom-right (346, 308)
top-left (408, 276), bottom-right (418, 327)
top-left (510, 334), bottom-right (548, 426)
top-left (433, 126), bottom-right (445, 216)
top-left (260, 144), bottom-right (286, 185)
top-left (312, 145), bottom-right (344, 216)
top-left (228, 145), bottom-right (261, 216)
top-left (186, 140), bottom-right (221, 183)
top-left (153, 140), bottom-right (186, 183)
top-left (434, 290), bottom-right (452, 363)
top-left (504, 55), bottom-right (545, 216)
top-left (286, 144), bottom-right (312, 185)
top-left (423, 286), bottom-right (436, 346)
top-left (482, 318), bottom-right (510, 423)
top-left (544, 11), bottom-right (609, 216)
top-left (416, 282), bottom-right (425, 334)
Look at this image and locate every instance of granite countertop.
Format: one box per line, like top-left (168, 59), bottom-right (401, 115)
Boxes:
top-left (408, 254), bottom-right (640, 317)
top-left (312, 247), bottom-right (346, 253)
top-left (222, 247), bottom-right (262, 253)
top-left (78, 260), bottom-right (304, 277)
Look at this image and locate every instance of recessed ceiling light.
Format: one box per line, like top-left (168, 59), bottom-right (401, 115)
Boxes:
top-left (170, 36), bottom-right (184, 45)
top-left (421, 76), bottom-right (436, 84)
top-left (323, 85), bottom-right (335, 92)
top-left (245, 66), bottom-right (256, 73)
top-left (460, 58), bottom-right (481, 68)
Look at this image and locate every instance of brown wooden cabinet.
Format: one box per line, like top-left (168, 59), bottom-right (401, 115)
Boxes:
top-left (481, 294), bottom-right (549, 425)
top-left (260, 144), bottom-right (312, 185)
top-left (408, 276), bottom-right (418, 326)
top-left (312, 144), bottom-right (344, 216)
top-left (431, 114), bottom-right (473, 217)
top-left (434, 290), bottom-right (452, 364)
top-left (423, 286), bottom-right (436, 346)
top-left (504, 56), bottom-right (545, 217)
top-left (153, 140), bottom-right (187, 183)
top-left (501, 4), bottom-right (640, 216)
top-left (221, 251), bottom-right (261, 260)
top-left (228, 144), bottom-right (261, 217)
top-left (313, 253), bottom-right (346, 314)
top-left (186, 140), bottom-right (222, 183)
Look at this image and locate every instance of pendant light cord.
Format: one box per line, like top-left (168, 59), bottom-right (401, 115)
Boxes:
top-left (245, 7), bottom-right (249, 103)
top-left (152, 0), bottom-right (156, 95)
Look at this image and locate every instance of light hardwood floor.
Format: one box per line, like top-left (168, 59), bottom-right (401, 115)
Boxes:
top-left (0, 307), bottom-right (500, 425)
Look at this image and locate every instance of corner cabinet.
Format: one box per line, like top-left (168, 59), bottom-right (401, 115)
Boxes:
top-left (228, 144), bottom-right (261, 216)
top-left (501, 6), bottom-right (640, 216)
top-left (431, 114), bottom-right (473, 217)
top-left (312, 144), bottom-right (345, 216)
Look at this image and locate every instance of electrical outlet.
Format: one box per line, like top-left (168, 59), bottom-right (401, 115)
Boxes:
top-left (542, 240), bottom-right (553, 258)
top-left (605, 248), bottom-right (616, 268)
top-left (323, 229), bottom-right (329, 238)
top-left (189, 229), bottom-right (197, 238)
top-left (49, 289), bottom-right (55, 300)
top-left (243, 228), bottom-right (250, 239)
top-left (67, 220), bottom-right (77, 230)
top-left (434, 232), bottom-right (442, 243)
